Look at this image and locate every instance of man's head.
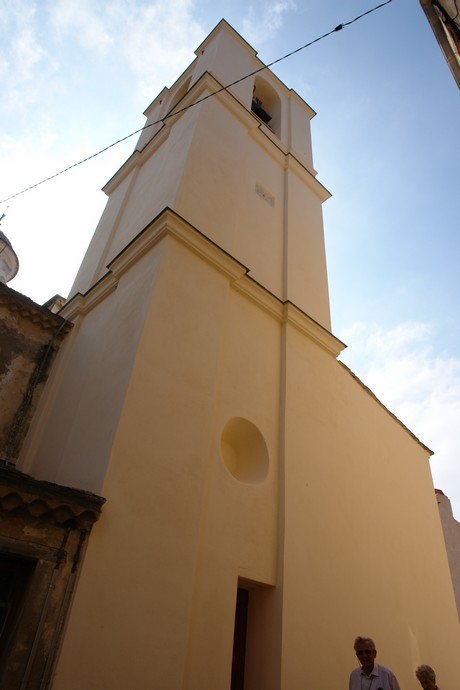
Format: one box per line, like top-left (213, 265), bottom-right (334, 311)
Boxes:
top-left (415, 665), bottom-right (437, 690)
top-left (354, 636), bottom-right (377, 676)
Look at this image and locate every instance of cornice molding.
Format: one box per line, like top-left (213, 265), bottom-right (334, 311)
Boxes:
top-left (60, 209), bottom-right (248, 321)
top-left (0, 283), bottom-right (71, 336)
top-left (0, 465), bottom-right (105, 529)
top-left (62, 208), bottom-right (343, 358)
top-left (60, 275), bottom-right (117, 320)
top-left (285, 153), bottom-right (331, 202)
top-left (282, 301), bottom-right (345, 357)
top-left (231, 275), bottom-right (284, 321)
top-left (232, 275), bottom-right (345, 357)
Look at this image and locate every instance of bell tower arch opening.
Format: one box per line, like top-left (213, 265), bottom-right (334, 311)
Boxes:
top-left (251, 77), bottom-right (281, 137)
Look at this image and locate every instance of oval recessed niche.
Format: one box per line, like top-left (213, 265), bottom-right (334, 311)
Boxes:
top-left (220, 417), bottom-right (269, 484)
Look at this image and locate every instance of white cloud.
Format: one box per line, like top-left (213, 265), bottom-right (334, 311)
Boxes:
top-left (0, 1), bottom-right (48, 111)
top-left (47, 0), bottom-right (206, 104)
top-left (242, 0), bottom-right (296, 45)
top-left (51, 0), bottom-right (113, 54)
top-left (1, 0), bottom-right (206, 123)
top-left (13, 25), bottom-right (45, 80)
top-left (339, 321), bottom-right (460, 518)
top-left (111, 0), bottom-right (205, 103)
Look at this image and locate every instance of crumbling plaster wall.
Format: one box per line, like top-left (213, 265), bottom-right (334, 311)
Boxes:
top-left (0, 284), bottom-right (71, 462)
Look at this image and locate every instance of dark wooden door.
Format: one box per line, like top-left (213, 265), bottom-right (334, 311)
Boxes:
top-left (231, 588), bottom-right (249, 690)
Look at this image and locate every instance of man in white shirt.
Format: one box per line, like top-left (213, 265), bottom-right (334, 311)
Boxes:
top-left (349, 636), bottom-right (401, 690)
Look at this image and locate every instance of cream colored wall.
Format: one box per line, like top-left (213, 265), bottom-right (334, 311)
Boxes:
top-left (20, 237), bottom-right (167, 489)
top-left (42, 221), bottom-right (460, 690)
top-left (71, 87), bottom-right (330, 325)
top-left (279, 324), bottom-right (460, 688)
top-left (289, 89), bottom-right (316, 163)
top-left (68, 118), bottom-right (189, 297)
top-left (174, 91), bottom-right (330, 328)
top-left (20, 19), bottom-right (460, 690)
top-left (50, 231), bottom-right (282, 690)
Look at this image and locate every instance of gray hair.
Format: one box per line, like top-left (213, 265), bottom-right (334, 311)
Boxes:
top-left (353, 636), bottom-right (376, 651)
top-left (415, 665), bottom-right (436, 682)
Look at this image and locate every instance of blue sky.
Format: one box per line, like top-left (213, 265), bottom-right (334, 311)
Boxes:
top-left (1, 0), bottom-right (460, 516)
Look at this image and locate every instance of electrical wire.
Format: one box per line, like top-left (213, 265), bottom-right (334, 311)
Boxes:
top-left (0, 0), bottom-right (393, 206)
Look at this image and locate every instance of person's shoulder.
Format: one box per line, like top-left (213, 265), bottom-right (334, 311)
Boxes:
top-left (349, 667), bottom-right (361, 689)
top-left (376, 664), bottom-right (398, 677)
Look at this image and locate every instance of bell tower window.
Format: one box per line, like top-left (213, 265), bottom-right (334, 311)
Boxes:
top-left (251, 77), bottom-right (281, 138)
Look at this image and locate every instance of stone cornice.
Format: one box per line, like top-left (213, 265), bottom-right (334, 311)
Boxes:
top-left (285, 153), bottom-right (331, 202)
top-left (61, 208), bottom-right (344, 359)
top-left (0, 283), bottom-right (71, 336)
top-left (282, 301), bottom-right (345, 357)
top-left (231, 278), bottom-right (344, 356)
top-left (231, 275), bottom-right (284, 321)
top-left (61, 209), bottom-right (247, 321)
top-left (0, 464), bottom-right (105, 529)
top-left (59, 274), bottom-right (117, 319)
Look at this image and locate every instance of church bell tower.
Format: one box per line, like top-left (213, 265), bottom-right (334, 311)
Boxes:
top-left (18, 18), bottom-right (460, 690)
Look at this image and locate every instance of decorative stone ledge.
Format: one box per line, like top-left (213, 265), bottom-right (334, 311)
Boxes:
top-left (0, 283), bottom-right (72, 335)
top-left (0, 464), bottom-right (105, 529)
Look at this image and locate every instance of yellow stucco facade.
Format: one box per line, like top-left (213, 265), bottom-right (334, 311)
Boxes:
top-left (18, 20), bottom-right (460, 690)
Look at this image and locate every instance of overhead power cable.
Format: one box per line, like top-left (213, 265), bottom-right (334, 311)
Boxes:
top-left (453, 0), bottom-right (459, 21)
top-left (0, 0), bottom-right (393, 205)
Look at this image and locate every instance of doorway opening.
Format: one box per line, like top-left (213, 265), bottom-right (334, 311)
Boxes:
top-left (231, 587), bottom-right (249, 690)
top-left (0, 555), bottom-right (36, 671)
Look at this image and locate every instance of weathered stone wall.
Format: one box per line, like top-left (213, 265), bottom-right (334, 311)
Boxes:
top-left (0, 284), bottom-right (71, 462)
top-left (0, 464), bottom-right (105, 689)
